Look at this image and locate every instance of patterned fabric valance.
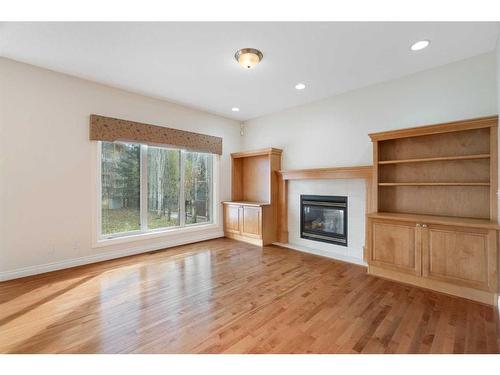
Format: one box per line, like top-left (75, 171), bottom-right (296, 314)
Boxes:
top-left (89, 114), bottom-right (222, 155)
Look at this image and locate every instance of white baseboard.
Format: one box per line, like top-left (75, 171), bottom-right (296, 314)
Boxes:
top-left (274, 242), bottom-right (367, 267)
top-left (0, 231), bottom-right (224, 282)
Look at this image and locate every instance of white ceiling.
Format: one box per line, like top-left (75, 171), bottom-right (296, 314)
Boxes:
top-left (0, 22), bottom-right (498, 121)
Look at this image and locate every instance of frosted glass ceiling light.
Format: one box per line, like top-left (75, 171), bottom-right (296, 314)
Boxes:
top-left (235, 48), bottom-right (263, 69)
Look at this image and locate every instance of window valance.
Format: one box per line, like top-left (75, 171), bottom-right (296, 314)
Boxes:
top-left (89, 114), bottom-right (222, 155)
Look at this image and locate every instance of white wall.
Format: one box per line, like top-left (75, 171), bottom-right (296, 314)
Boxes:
top-left (0, 58), bottom-right (242, 280)
top-left (243, 52), bottom-right (498, 264)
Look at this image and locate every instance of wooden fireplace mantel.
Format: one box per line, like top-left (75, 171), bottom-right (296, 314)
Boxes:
top-left (279, 165), bottom-right (373, 181)
top-left (276, 165), bottom-right (374, 249)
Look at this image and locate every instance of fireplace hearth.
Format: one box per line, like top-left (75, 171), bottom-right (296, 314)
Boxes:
top-left (300, 195), bottom-right (347, 246)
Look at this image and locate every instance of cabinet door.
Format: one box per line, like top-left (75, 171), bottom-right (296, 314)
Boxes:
top-left (241, 206), bottom-right (262, 238)
top-left (370, 219), bottom-right (421, 275)
top-left (422, 225), bottom-right (496, 291)
top-left (224, 204), bottom-right (241, 234)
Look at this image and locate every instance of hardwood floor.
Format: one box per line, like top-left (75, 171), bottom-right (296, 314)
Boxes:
top-left (0, 238), bottom-right (499, 354)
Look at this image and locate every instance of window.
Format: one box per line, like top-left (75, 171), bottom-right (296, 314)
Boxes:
top-left (184, 151), bottom-right (212, 225)
top-left (147, 146), bottom-right (180, 229)
top-left (101, 142), bottom-right (141, 235)
top-left (99, 141), bottom-right (214, 239)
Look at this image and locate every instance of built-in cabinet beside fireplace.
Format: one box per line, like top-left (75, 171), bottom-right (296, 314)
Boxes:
top-left (367, 116), bottom-right (499, 305)
top-left (223, 202), bottom-right (274, 246)
top-left (223, 148), bottom-right (282, 246)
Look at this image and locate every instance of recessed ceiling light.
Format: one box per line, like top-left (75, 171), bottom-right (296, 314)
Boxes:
top-left (410, 40), bottom-right (430, 51)
top-left (234, 48), bottom-right (263, 69)
top-left (232, 107), bottom-right (240, 112)
top-left (295, 83), bottom-right (306, 90)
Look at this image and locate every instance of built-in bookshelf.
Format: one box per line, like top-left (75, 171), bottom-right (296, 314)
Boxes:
top-left (366, 116), bottom-right (499, 305)
top-left (371, 119), bottom-right (497, 220)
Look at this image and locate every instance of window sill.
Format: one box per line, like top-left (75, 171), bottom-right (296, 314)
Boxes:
top-left (93, 222), bottom-right (220, 248)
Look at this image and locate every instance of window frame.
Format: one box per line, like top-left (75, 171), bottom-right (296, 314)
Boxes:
top-left (94, 141), bottom-right (218, 246)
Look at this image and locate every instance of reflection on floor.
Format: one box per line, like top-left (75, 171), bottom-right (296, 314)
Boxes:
top-left (0, 238), bottom-right (498, 353)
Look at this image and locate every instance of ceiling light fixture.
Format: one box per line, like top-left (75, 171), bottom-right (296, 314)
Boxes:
top-left (410, 40), bottom-right (430, 51)
top-left (295, 83), bottom-right (306, 90)
top-left (234, 48), bottom-right (263, 69)
top-left (232, 107), bottom-right (240, 112)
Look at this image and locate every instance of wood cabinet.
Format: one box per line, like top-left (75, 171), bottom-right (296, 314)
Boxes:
top-left (422, 224), bottom-right (496, 291)
top-left (368, 215), bottom-right (498, 303)
top-left (370, 219), bottom-right (420, 276)
top-left (223, 148), bottom-right (282, 246)
top-left (241, 206), bottom-right (261, 237)
top-left (367, 116), bottom-right (499, 305)
top-left (223, 203), bottom-right (241, 234)
top-left (223, 202), bottom-right (269, 246)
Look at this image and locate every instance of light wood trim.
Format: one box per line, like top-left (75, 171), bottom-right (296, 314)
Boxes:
top-left (279, 165), bottom-right (373, 180)
top-left (369, 115), bottom-right (498, 141)
top-left (487, 229), bottom-right (498, 295)
top-left (372, 141), bottom-right (378, 216)
top-left (222, 201), bottom-right (270, 207)
top-left (231, 148), bottom-right (283, 159)
top-left (367, 212), bottom-right (500, 230)
top-left (490, 126), bottom-right (498, 221)
top-left (378, 154), bottom-right (491, 165)
top-left (223, 231), bottom-right (263, 246)
top-left (379, 182), bottom-right (490, 186)
top-left (368, 264), bottom-right (498, 305)
top-left (261, 205), bottom-right (276, 245)
top-left (277, 173), bottom-right (289, 243)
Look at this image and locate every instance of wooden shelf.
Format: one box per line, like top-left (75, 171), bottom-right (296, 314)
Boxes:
top-left (368, 212), bottom-right (500, 230)
top-left (378, 154), bottom-right (490, 165)
top-left (379, 182), bottom-right (490, 186)
top-left (279, 165), bottom-right (373, 181)
top-left (222, 201), bottom-right (270, 207)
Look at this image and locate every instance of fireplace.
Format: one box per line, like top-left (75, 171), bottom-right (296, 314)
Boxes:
top-left (300, 195), bottom-right (347, 246)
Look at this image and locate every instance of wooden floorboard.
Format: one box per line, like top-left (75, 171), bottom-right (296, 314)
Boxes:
top-left (0, 238), bottom-right (498, 354)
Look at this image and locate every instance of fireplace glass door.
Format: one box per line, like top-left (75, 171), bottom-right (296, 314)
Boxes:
top-left (300, 195), bottom-right (347, 246)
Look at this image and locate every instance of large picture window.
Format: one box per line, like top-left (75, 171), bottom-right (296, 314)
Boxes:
top-left (100, 141), bottom-right (213, 239)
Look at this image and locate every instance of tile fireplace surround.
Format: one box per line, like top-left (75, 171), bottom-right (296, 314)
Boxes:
top-left (277, 165), bottom-right (373, 265)
top-left (288, 180), bottom-right (364, 264)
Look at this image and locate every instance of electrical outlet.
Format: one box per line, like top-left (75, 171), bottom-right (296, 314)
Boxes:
top-left (73, 240), bottom-right (81, 251)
